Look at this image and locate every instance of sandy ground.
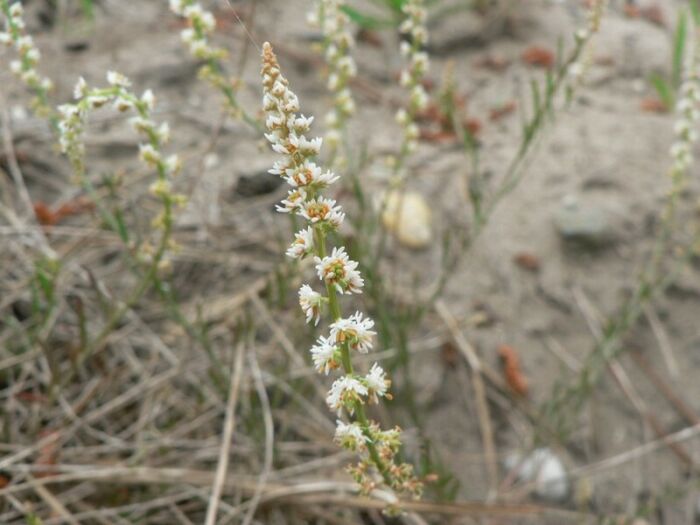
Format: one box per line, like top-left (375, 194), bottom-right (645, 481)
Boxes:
top-left (3, 0), bottom-right (700, 523)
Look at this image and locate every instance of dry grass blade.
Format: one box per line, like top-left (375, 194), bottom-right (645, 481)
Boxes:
top-left (239, 348), bottom-right (275, 525)
top-left (205, 342), bottom-right (246, 525)
top-left (435, 300), bottom-right (499, 498)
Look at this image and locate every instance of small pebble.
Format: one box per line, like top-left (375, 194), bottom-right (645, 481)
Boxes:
top-left (381, 190), bottom-right (432, 249)
top-left (504, 448), bottom-right (569, 502)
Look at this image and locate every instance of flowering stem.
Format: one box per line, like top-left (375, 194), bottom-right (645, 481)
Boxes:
top-left (0, 0), bottom-right (57, 129)
top-left (314, 225), bottom-right (393, 486)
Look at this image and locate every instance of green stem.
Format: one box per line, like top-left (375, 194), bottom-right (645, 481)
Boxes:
top-left (314, 226), bottom-right (394, 487)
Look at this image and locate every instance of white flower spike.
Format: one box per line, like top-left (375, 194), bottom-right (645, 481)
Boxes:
top-left (261, 42), bottom-right (422, 499)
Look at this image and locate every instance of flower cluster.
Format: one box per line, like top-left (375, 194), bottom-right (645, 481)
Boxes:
top-left (262, 42), bottom-right (422, 499)
top-left (308, 0), bottom-right (357, 160)
top-left (169, 0), bottom-right (253, 124)
top-left (169, 0), bottom-right (222, 61)
top-left (396, 0), bottom-right (430, 154)
top-left (567, 0), bottom-right (608, 92)
top-left (586, 0), bottom-right (607, 35)
top-left (0, 0), bottom-right (54, 118)
top-left (58, 72), bottom-right (185, 267)
top-left (671, 37), bottom-right (700, 174)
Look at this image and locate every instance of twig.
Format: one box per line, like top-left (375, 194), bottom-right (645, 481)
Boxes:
top-left (0, 98), bottom-right (54, 257)
top-left (630, 351), bottom-right (700, 427)
top-left (31, 480), bottom-right (81, 525)
top-left (575, 288), bottom-right (695, 469)
top-left (573, 422), bottom-right (700, 478)
top-left (643, 304), bottom-right (679, 378)
top-left (240, 347), bottom-right (275, 525)
top-left (435, 300), bottom-right (499, 498)
top-left (204, 341), bottom-right (246, 525)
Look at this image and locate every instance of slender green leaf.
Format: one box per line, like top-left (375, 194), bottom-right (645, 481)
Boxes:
top-left (650, 73), bottom-right (674, 109)
top-left (673, 12), bottom-right (688, 88)
top-left (340, 5), bottom-right (394, 29)
top-left (691, 0), bottom-right (700, 26)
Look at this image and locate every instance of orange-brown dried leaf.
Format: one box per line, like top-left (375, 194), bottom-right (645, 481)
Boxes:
top-left (15, 391), bottom-right (48, 404)
top-left (34, 197), bottom-right (93, 227)
top-left (521, 46), bottom-right (555, 68)
top-left (357, 28), bottom-right (383, 48)
top-left (33, 202), bottom-right (58, 226)
top-left (489, 100), bottom-right (517, 121)
top-left (419, 128), bottom-right (456, 143)
top-left (623, 4), bottom-right (640, 18)
top-left (464, 117), bottom-right (482, 137)
top-left (35, 429), bottom-right (60, 479)
top-left (640, 5), bottom-right (665, 27)
top-left (474, 53), bottom-right (511, 72)
top-left (440, 341), bottom-right (459, 367)
top-left (498, 345), bottom-right (529, 397)
top-left (640, 97), bottom-right (668, 113)
top-left (513, 251), bottom-right (540, 272)
top-left (54, 197), bottom-right (94, 222)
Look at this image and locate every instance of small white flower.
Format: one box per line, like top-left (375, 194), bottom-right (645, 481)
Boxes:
top-left (289, 134), bottom-right (322, 156)
top-left (276, 188), bottom-right (307, 213)
top-left (139, 143), bottom-right (161, 165)
top-left (25, 47), bottom-right (40, 63)
top-left (130, 116), bottom-right (156, 134)
top-left (200, 11), bottom-right (216, 33)
top-left (141, 89), bottom-right (155, 110)
top-left (326, 375), bottom-right (367, 413)
top-left (284, 161), bottom-right (339, 188)
top-left (157, 122), bottom-right (171, 144)
top-left (114, 96), bottom-right (134, 112)
top-left (21, 69), bottom-right (38, 85)
top-left (310, 335), bottom-right (340, 374)
top-left (330, 312), bottom-right (376, 353)
top-left (180, 28), bottom-right (196, 44)
top-left (286, 226), bottom-right (315, 259)
top-left (337, 56), bottom-right (357, 77)
top-left (190, 39), bottom-right (210, 59)
top-left (73, 77), bottom-right (88, 100)
top-left (9, 3), bottom-right (23, 18)
top-left (331, 71), bottom-right (345, 91)
top-left (149, 178), bottom-right (172, 198)
top-left (396, 108), bottom-right (409, 126)
top-left (106, 70), bottom-right (131, 88)
top-left (364, 363), bottom-right (390, 403)
top-left (87, 94), bottom-right (109, 108)
top-left (0, 32), bottom-right (11, 45)
top-left (335, 419), bottom-right (369, 451)
top-left (291, 114), bottom-right (315, 133)
top-left (169, 0), bottom-right (185, 15)
top-left (299, 197), bottom-right (344, 228)
top-left (58, 103), bottom-right (80, 120)
top-left (15, 35), bottom-right (33, 52)
top-left (164, 154), bottom-right (182, 175)
top-left (299, 284), bottom-right (323, 325)
top-left (315, 247), bottom-right (363, 294)
top-left (183, 4), bottom-right (204, 19)
top-left (269, 159), bottom-right (292, 176)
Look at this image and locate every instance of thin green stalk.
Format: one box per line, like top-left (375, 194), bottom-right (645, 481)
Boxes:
top-left (314, 225), bottom-right (393, 487)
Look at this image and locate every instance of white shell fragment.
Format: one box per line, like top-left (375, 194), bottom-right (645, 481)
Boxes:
top-left (504, 448), bottom-right (569, 502)
top-left (381, 190), bottom-right (432, 249)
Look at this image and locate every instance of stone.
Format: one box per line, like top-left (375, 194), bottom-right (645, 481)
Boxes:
top-left (554, 196), bottom-right (616, 248)
top-left (381, 190), bottom-right (432, 249)
top-left (504, 448), bottom-right (569, 502)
